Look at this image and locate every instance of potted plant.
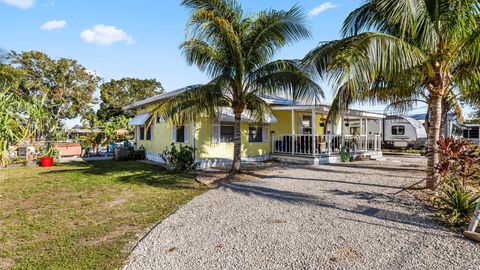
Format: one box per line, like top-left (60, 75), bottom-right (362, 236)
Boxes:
top-left (39, 144), bottom-right (59, 167)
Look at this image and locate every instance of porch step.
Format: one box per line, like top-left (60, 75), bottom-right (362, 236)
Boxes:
top-left (367, 153), bottom-right (384, 160)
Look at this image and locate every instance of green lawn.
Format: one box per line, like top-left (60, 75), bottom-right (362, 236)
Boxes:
top-left (0, 161), bottom-right (206, 269)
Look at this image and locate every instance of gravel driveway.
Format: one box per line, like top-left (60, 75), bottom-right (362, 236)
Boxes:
top-left (123, 155), bottom-right (480, 270)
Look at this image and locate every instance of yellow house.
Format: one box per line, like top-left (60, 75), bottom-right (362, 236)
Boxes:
top-left (124, 85), bottom-right (385, 167)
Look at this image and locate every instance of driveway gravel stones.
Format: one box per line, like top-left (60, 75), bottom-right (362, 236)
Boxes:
top-left (123, 155), bottom-right (480, 270)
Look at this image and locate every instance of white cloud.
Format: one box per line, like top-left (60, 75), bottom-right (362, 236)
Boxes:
top-left (80, 24), bottom-right (135, 46)
top-left (308, 2), bottom-right (337, 18)
top-left (40, 20), bottom-right (66, 31)
top-left (0, 0), bottom-right (35, 9)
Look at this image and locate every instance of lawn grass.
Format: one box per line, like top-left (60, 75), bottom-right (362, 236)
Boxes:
top-left (0, 161), bottom-right (206, 269)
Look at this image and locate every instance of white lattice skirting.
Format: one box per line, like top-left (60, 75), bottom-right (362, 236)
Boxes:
top-left (144, 151), bottom-right (270, 169)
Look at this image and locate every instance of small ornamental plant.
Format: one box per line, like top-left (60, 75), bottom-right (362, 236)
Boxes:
top-left (38, 144), bottom-right (59, 167)
top-left (162, 143), bottom-right (195, 172)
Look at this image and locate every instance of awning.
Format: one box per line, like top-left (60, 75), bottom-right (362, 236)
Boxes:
top-left (128, 113), bottom-right (152, 126)
top-left (217, 108), bottom-right (277, 124)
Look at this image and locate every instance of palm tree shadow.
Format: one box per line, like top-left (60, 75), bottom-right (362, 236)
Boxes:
top-left (39, 160), bottom-right (199, 190)
top-left (221, 182), bottom-right (444, 232)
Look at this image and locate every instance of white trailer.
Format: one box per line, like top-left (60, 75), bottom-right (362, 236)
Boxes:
top-left (383, 115), bottom-right (427, 149)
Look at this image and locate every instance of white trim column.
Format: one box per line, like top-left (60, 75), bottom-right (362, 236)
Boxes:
top-left (291, 108), bottom-right (295, 155)
top-left (365, 118), bottom-right (369, 150)
top-left (312, 108), bottom-right (316, 156)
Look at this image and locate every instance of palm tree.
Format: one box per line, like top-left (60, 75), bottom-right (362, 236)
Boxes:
top-left (160, 0), bottom-right (323, 173)
top-left (303, 0), bottom-right (480, 189)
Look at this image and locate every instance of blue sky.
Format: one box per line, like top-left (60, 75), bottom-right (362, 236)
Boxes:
top-left (1, 0), bottom-right (434, 126)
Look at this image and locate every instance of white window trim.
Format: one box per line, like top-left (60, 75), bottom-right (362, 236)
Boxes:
top-left (247, 124), bottom-right (270, 143)
top-left (173, 124), bottom-right (189, 144)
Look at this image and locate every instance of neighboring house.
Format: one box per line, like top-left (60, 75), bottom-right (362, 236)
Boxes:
top-left (410, 113), bottom-right (464, 139)
top-left (464, 123), bottom-right (480, 145)
top-left (123, 85), bottom-right (385, 167)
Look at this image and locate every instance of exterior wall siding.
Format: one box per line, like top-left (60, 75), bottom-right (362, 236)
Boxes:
top-left (194, 116), bottom-right (270, 160)
top-left (133, 107), bottom-right (328, 165)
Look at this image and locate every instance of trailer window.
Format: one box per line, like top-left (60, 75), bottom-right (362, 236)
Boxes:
top-left (392, 126), bottom-right (405, 135)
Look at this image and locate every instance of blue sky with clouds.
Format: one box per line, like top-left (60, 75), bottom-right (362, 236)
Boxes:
top-left (1, 0), bottom-right (435, 126)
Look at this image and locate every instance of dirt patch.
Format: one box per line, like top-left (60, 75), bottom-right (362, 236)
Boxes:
top-left (80, 224), bottom-right (134, 247)
top-left (106, 191), bottom-right (134, 208)
top-left (195, 161), bottom-right (278, 186)
top-left (0, 257), bottom-right (15, 269)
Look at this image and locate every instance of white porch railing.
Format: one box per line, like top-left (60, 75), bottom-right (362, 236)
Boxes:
top-left (466, 138), bottom-right (480, 145)
top-left (272, 134), bottom-right (382, 156)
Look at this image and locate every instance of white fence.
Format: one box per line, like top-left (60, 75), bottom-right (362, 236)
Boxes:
top-left (272, 134), bottom-right (381, 156)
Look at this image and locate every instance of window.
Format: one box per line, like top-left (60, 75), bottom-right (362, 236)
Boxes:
top-left (392, 126), bottom-right (405, 135)
top-left (302, 115), bottom-right (312, 134)
top-left (139, 126), bottom-right (144, 140)
top-left (157, 113), bottom-right (164, 124)
top-left (220, 122), bottom-right (234, 143)
top-left (176, 126), bottom-right (185, 143)
top-left (139, 125), bottom-right (152, 140)
top-left (350, 127), bottom-right (360, 135)
top-left (249, 126), bottom-right (263, 142)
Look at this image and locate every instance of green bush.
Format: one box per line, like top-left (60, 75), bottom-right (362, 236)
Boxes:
top-left (39, 144), bottom-right (59, 159)
top-left (129, 149), bottom-right (145, 160)
top-left (162, 143), bottom-right (195, 172)
top-left (341, 148), bottom-right (351, 162)
top-left (433, 176), bottom-right (480, 228)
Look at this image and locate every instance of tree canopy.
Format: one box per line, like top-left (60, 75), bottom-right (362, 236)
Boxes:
top-left (11, 51), bottom-right (100, 125)
top-left (98, 78), bottom-right (164, 121)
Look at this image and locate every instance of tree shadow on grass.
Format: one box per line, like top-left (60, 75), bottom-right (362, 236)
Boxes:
top-left (40, 160), bottom-right (199, 190)
top-left (221, 182), bottom-right (444, 232)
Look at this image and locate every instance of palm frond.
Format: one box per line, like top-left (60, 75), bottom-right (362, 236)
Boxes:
top-left (248, 60), bottom-right (324, 104)
top-left (303, 32), bottom-right (427, 90)
top-left (157, 83), bottom-right (230, 125)
top-left (180, 39), bottom-right (227, 78)
top-left (244, 5), bottom-right (310, 71)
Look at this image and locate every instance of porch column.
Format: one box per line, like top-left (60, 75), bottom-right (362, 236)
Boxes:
top-left (291, 108), bottom-right (295, 155)
top-left (365, 118), bottom-right (368, 150)
top-left (312, 108), bottom-right (316, 156)
top-left (378, 119), bottom-right (382, 151)
top-left (359, 117), bottom-right (363, 135)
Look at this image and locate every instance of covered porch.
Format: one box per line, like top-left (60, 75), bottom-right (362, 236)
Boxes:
top-left (269, 106), bottom-right (385, 164)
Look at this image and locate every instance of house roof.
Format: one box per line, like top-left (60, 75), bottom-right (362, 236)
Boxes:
top-left (123, 84), bottom-right (202, 110)
top-left (123, 84), bottom-right (385, 118)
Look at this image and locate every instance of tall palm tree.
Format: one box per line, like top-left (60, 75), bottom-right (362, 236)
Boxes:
top-left (303, 0), bottom-right (480, 189)
top-left (160, 0), bottom-right (323, 173)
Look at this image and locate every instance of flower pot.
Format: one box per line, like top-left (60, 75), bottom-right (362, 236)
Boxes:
top-left (40, 157), bottom-right (54, 167)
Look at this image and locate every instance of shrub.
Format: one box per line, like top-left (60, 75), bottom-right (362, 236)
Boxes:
top-left (341, 148), bottom-right (351, 162)
top-left (162, 143), bottom-right (195, 172)
top-left (39, 144), bottom-right (59, 159)
top-left (433, 176), bottom-right (480, 228)
top-left (435, 137), bottom-right (480, 187)
top-left (129, 149), bottom-right (145, 160)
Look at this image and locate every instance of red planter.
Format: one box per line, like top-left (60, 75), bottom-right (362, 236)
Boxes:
top-left (40, 157), bottom-right (54, 167)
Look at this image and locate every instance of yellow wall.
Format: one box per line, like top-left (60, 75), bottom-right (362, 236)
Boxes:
top-left (269, 110), bottom-right (326, 136)
top-left (133, 105), bottom-right (327, 160)
top-left (194, 117), bottom-right (270, 159)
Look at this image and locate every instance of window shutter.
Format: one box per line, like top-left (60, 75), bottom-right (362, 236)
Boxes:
top-left (184, 124), bottom-right (190, 143)
top-left (212, 118), bottom-right (220, 143)
top-left (262, 125), bottom-right (269, 142)
top-left (172, 126), bottom-right (177, 142)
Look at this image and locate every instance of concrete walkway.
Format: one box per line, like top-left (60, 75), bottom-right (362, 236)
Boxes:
top-left (123, 155), bottom-right (480, 270)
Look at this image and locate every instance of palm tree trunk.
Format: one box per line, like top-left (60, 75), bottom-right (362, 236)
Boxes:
top-left (232, 112), bottom-right (242, 173)
top-left (426, 93), bottom-right (443, 190)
